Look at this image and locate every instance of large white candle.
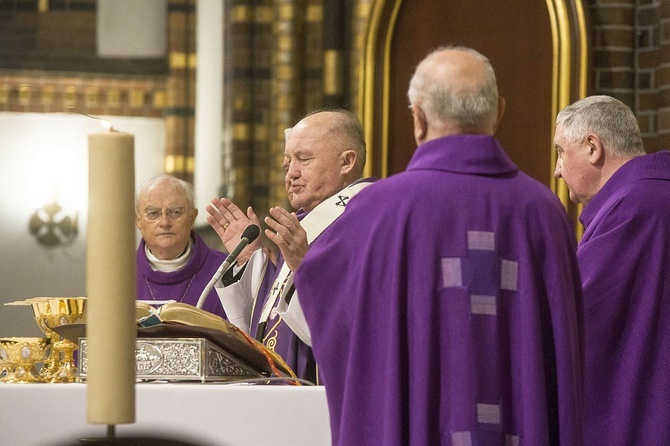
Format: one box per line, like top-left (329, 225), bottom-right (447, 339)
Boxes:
top-left (86, 130), bottom-right (136, 425)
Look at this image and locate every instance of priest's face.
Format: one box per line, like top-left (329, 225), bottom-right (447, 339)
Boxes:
top-left (135, 183), bottom-right (198, 260)
top-left (283, 113), bottom-right (348, 212)
top-left (553, 123), bottom-right (598, 206)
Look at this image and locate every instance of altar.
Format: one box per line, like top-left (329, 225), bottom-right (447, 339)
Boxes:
top-left (0, 382), bottom-right (331, 446)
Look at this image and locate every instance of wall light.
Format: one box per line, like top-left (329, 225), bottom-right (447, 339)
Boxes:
top-left (29, 201), bottom-right (78, 246)
top-left (28, 146), bottom-right (83, 247)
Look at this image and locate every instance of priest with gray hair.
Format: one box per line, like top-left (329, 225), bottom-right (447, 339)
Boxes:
top-left (295, 47), bottom-right (584, 445)
top-left (135, 174), bottom-right (227, 318)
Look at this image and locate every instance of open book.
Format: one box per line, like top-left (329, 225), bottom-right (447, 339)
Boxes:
top-left (135, 301), bottom-right (296, 380)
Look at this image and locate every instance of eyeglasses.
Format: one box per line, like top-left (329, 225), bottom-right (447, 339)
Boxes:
top-left (141, 207), bottom-right (188, 222)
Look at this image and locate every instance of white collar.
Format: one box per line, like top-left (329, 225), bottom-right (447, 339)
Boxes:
top-left (146, 240), bottom-right (193, 272)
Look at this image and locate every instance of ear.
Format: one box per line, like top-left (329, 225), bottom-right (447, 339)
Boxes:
top-left (493, 96), bottom-right (506, 133)
top-left (586, 134), bottom-right (604, 166)
top-left (411, 104), bottom-right (428, 144)
top-left (340, 149), bottom-right (357, 175)
top-left (185, 207), bottom-right (198, 228)
top-left (135, 213), bottom-right (142, 230)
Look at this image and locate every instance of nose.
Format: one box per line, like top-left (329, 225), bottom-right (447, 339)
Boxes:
top-left (553, 160), bottom-right (562, 179)
top-left (157, 212), bottom-right (172, 226)
top-left (286, 160), bottom-right (300, 180)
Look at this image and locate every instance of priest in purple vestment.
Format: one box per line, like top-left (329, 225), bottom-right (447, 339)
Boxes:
top-left (136, 174), bottom-right (227, 318)
top-left (295, 46), bottom-right (584, 445)
top-left (206, 110), bottom-right (370, 383)
top-left (554, 95), bottom-right (670, 445)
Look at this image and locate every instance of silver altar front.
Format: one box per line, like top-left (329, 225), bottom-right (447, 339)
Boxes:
top-left (78, 337), bottom-right (263, 382)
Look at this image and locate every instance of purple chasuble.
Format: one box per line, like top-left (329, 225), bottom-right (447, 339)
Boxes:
top-left (295, 135), bottom-right (584, 446)
top-left (249, 211), bottom-right (318, 383)
top-left (136, 231), bottom-right (227, 318)
top-left (577, 150), bottom-right (670, 445)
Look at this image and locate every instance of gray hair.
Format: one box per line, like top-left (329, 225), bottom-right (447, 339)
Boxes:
top-left (135, 174), bottom-right (195, 212)
top-left (407, 46), bottom-right (499, 128)
top-left (556, 95), bottom-right (645, 158)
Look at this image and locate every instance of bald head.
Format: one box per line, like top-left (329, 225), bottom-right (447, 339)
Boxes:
top-left (283, 109), bottom-right (366, 211)
top-left (408, 46), bottom-right (503, 142)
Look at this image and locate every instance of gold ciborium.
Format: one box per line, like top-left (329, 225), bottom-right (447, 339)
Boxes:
top-left (28, 297), bottom-right (86, 383)
top-left (0, 337), bottom-right (51, 383)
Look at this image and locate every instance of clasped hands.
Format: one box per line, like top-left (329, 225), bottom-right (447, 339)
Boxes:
top-left (206, 198), bottom-right (308, 271)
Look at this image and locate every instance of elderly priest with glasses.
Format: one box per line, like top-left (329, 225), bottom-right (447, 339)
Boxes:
top-left (135, 174), bottom-right (227, 318)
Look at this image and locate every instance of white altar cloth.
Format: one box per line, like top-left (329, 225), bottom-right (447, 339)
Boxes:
top-left (0, 383), bottom-right (331, 446)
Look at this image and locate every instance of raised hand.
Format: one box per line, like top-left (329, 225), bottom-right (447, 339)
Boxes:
top-left (264, 206), bottom-right (308, 272)
top-left (206, 197), bottom-right (262, 265)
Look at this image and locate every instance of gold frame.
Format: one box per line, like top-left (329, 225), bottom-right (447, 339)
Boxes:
top-left (358, 0), bottom-right (589, 215)
top-left (546, 0), bottom-right (589, 204)
top-left (358, 0), bottom-right (403, 179)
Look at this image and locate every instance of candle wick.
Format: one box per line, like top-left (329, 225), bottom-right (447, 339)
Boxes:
top-left (72, 111), bottom-right (114, 131)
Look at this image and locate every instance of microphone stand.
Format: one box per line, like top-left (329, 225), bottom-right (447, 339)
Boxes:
top-left (195, 253), bottom-right (240, 309)
top-left (196, 225), bottom-right (260, 309)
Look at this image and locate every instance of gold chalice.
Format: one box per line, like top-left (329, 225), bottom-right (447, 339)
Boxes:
top-left (28, 297), bottom-right (87, 383)
top-left (0, 337), bottom-right (51, 383)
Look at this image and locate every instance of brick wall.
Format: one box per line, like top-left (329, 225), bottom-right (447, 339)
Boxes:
top-left (590, 0), bottom-right (668, 152)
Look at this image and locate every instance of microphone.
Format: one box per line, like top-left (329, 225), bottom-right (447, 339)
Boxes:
top-left (195, 224), bottom-right (261, 309)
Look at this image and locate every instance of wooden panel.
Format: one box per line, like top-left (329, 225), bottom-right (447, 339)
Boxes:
top-left (384, 0), bottom-right (554, 186)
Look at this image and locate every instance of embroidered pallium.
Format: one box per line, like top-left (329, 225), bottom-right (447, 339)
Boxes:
top-left (335, 195), bottom-right (350, 206)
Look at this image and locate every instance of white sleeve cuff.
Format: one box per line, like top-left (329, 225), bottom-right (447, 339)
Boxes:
top-left (277, 291), bottom-right (312, 347)
top-left (214, 249), bottom-right (266, 334)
